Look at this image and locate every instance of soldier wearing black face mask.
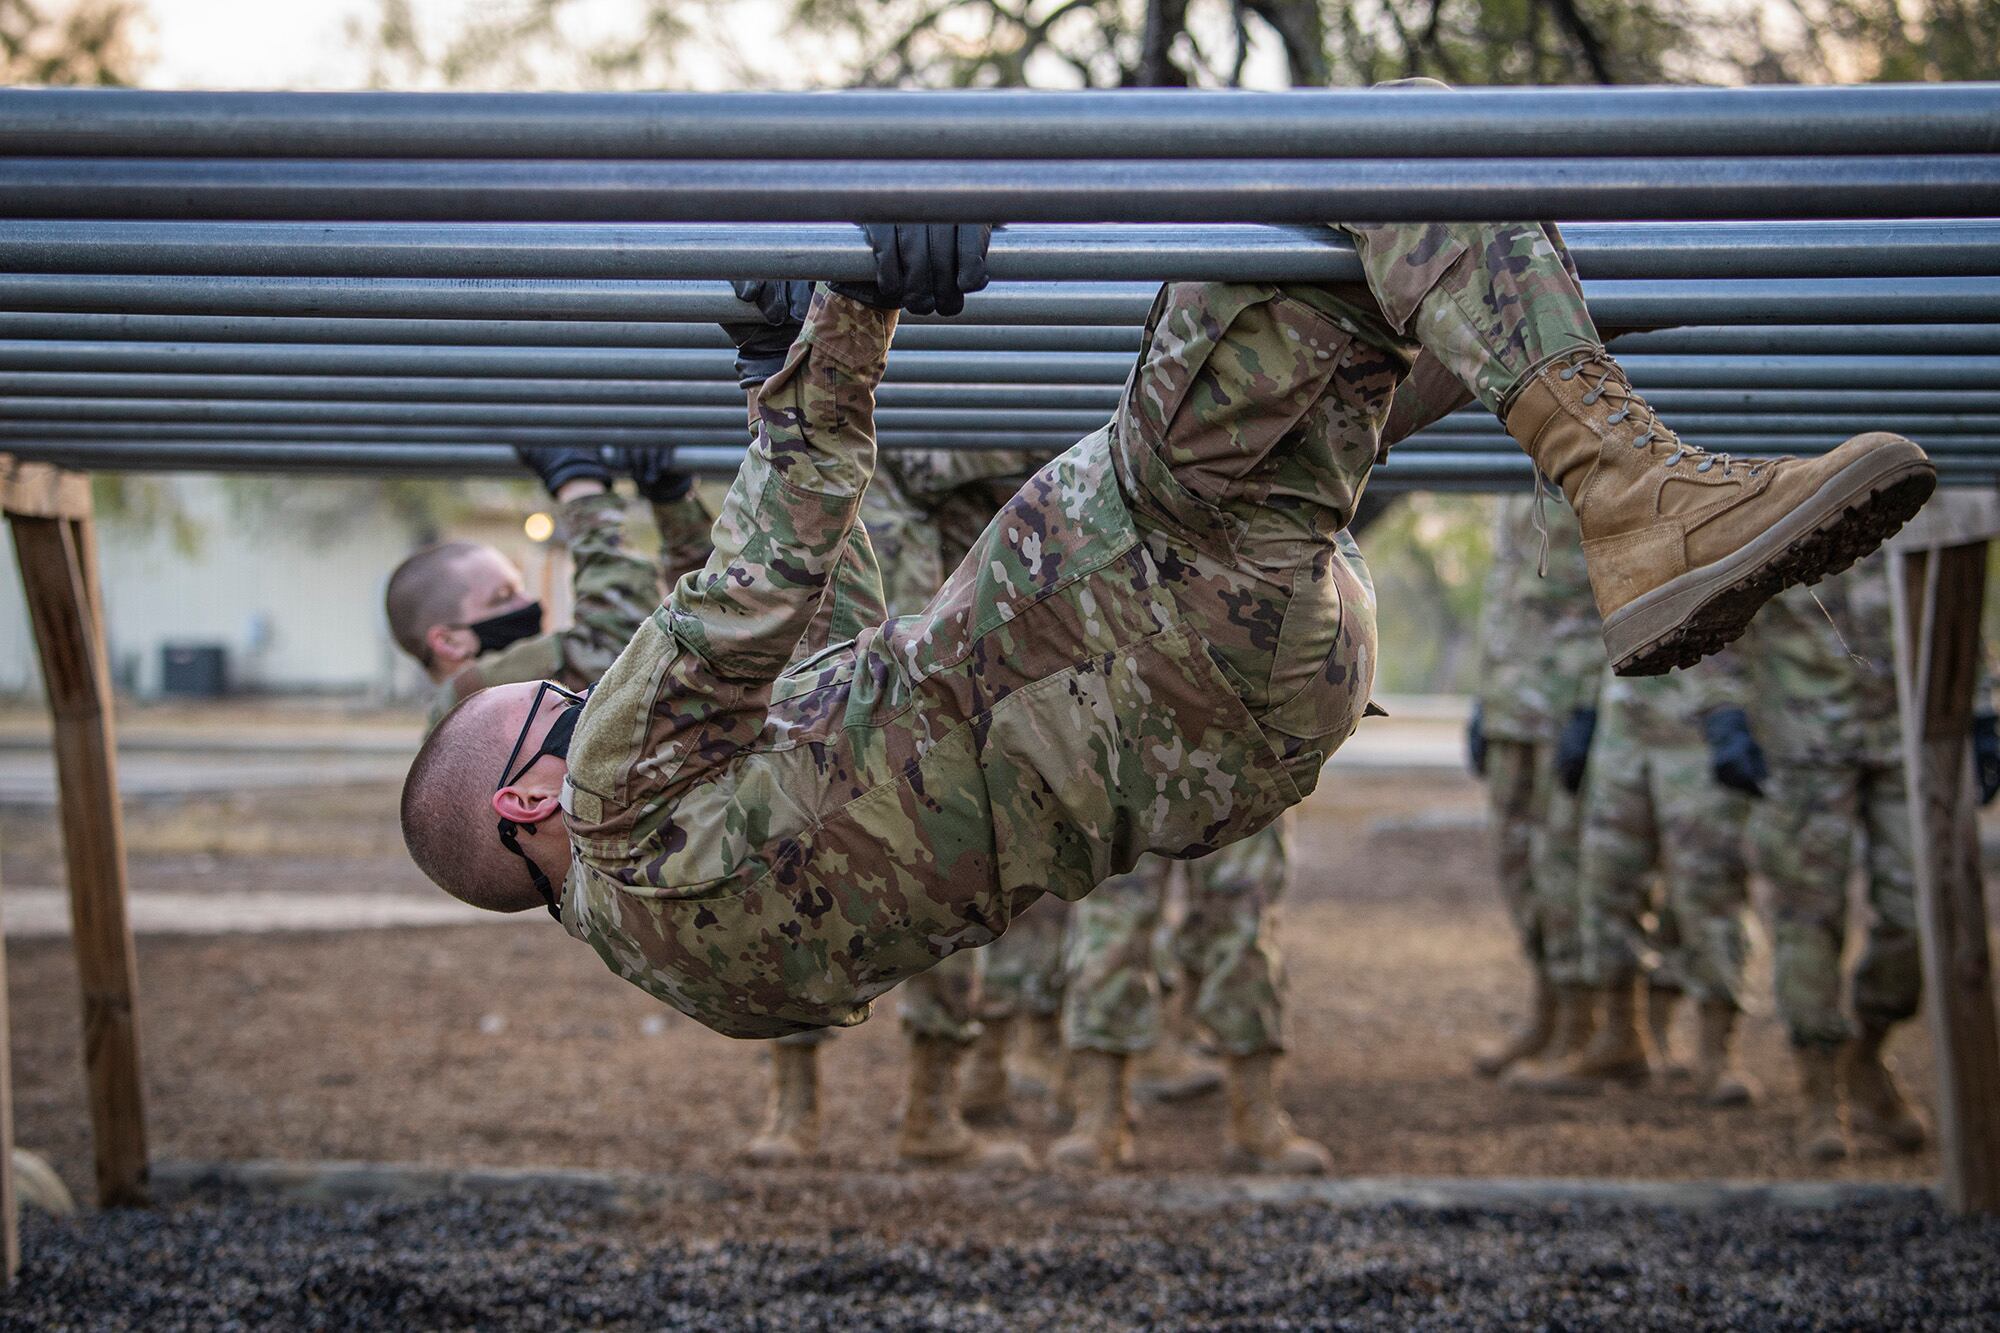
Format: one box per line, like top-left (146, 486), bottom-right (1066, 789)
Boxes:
top-left (383, 444), bottom-right (711, 730)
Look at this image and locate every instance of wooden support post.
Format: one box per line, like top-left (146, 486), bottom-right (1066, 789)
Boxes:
top-left (1889, 494), bottom-right (2000, 1216)
top-left (1, 456), bottom-right (149, 1208)
top-left (0, 889), bottom-right (16, 1285)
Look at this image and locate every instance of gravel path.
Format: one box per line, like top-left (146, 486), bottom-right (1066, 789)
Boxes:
top-left (5, 1187), bottom-right (1996, 1331)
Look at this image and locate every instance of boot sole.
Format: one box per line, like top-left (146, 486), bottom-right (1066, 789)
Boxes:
top-left (1603, 441), bottom-right (1936, 676)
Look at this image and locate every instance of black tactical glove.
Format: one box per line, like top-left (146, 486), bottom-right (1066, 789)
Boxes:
top-left (1467, 701), bottom-right (1488, 777)
top-left (1973, 713), bottom-right (2000, 806)
top-left (720, 278), bottom-right (815, 389)
top-left (830, 223), bottom-right (991, 317)
top-left (1555, 707), bottom-right (1596, 794)
top-left (605, 447), bottom-right (694, 504)
top-left (514, 444), bottom-right (611, 498)
top-left (1703, 705), bottom-right (1769, 798)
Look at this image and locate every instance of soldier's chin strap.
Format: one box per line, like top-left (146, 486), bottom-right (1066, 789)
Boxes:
top-left (497, 816), bottom-right (564, 922)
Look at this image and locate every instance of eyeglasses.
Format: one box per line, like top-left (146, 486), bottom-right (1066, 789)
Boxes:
top-left (495, 680), bottom-right (588, 921)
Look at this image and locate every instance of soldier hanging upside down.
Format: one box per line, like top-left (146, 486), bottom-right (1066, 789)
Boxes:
top-left (399, 211), bottom-right (1934, 1045)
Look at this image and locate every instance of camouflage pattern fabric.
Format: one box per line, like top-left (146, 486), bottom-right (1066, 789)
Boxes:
top-left (1743, 555), bottom-right (1917, 1045)
top-left (426, 490), bottom-right (661, 728)
top-left (1064, 820), bottom-right (1288, 1056)
top-left (979, 893), bottom-right (1067, 1020)
top-left (652, 492), bottom-right (717, 591)
top-left (1481, 738), bottom-right (1587, 985)
top-left (1474, 492), bottom-right (1604, 743)
top-left (1577, 653), bottom-right (1752, 1008)
top-left (560, 211), bottom-right (1605, 1039)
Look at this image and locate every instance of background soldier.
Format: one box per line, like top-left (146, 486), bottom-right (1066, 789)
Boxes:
top-left (1053, 818), bottom-right (1332, 1174)
top-left (1513, 650), bottom-right (1764, 1103)
top-left (1740, 551), bottom-right (1995, 1161)
top-left (1467, 491), bottom-right (1606, 1085)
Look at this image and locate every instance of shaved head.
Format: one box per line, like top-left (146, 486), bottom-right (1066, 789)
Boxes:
top-left (385, 540), bottom-right (527, 668)
top-left (401, 682), bottom-right (558, 913)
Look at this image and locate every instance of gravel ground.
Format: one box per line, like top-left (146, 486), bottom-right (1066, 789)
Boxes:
top-left (5, 1184), bottom-right (1997, 1331)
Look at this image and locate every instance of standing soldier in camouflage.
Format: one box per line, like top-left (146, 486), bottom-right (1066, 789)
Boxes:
top-left (1054, 818), bottom-right (1331, 1173)
top-left (1513, 650), bottom-right (1765, 1103)
top-left (384, 445), bottom-right (706, 730)
top-left (1742, 551), bottom-right (1990, 1161)
top-left (401, 199), bottom-right (1931, 1065)
top-left (1467, 491), bottom-right (1606, 1084)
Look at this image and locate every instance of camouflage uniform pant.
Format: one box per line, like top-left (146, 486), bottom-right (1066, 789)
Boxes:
top-left (1063, 820), bottom-right (1288, 1056)
top-left (981, 894), bottom-right (1067, 1020)
top-left (1578, 743), bottom-right (1751, 1008)
top-left (1483, 738), bottom-right (1586, 986)
top-left (1754, 758), bottom-right (1919, 1046)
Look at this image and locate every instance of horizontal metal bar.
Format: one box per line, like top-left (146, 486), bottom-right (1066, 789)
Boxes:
top-left (0, 221), bottom-right (1994, 281)
top-left (0, 313), bottom-right (1997, 359)
top-left (10, 86), bottom-right (1999, 159)
top-left (0, 355), bottom-right (1988, 400)
top-left (0, 273), bottom-right (1992, 328)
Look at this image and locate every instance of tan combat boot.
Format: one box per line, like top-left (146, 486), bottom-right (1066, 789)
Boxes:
top-left (1795, 1044), bottom-right (1849, 1163)
top-left (1050, 1050), bottom-right (1136, 1171)
top-left (1013, 1011), bottom-right (1068, 1100)
top-left (960, 1016), bottom-right (1015, 1126)
top-left (1646, 985), bottom-right (1689, 1082)
top-left (1500, 982), bottom-right (1597, 1090)
top-left (896, 1034), bottom-right (1034, 1170)
top-left (1507, 980), bottom-right (1649, 1095)
top-left (742, 1041), bottom-right (822, 1167)
top-left (1134, 991), bottom-right (1225, 1103)
top-left (1843, 1021), bottom-right (1928, 1152)
top-left (1505, 350), bottom-right (1934, 675)
top-left (1474, 968), bottom-right (1559, 1078)
top-left (1691, 999), bottom-right (1755, 1107)
top-left (1222, 1052), bottom-right (1333, 1175)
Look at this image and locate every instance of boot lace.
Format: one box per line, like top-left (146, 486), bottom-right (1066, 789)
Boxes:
top-left (1558, 357), bottom-right (1779, 481)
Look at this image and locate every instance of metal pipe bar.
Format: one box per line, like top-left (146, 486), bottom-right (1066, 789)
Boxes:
top-left (14, 412), bottom-right (2000, 444)
top-left (4, 387), bottom-right (1998, 427)
top-left (0, 220), bottom-right (1995, 281)
top-left (8, 86), bottom-right (1997, 159)
top-left (0, 355), bottom-right (1988, 398)
top-left (0, 272), bottom-right (1992, 328)
top-left (1, 313), bottom-right (1994, 358)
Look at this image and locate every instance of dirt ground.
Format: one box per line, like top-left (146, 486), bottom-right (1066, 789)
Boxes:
top-left (1, 754), bottom-right (1970, 1199)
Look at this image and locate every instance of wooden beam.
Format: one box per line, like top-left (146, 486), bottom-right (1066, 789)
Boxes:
top-left (1890, 537), bottom-right (2000, 1215)
top-left (6, 503), bottom-right (149, 1207)
top-left (0, 888), bottom-right (16, 1284)
top-left (0, 454), bottom-right (91, 523)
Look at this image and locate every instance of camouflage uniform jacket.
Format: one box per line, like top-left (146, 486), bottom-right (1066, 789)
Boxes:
top-left (1596, 647), bottom-right (1748, 749)
top-left (1742, 551), bottom-right (1898, 765)
top-left (1474, 492), bottom-right (1605, 742)
top-left (426, 492), bottom-right (660, 728)
top-left (559, 293), bottom-right (1302, 1039)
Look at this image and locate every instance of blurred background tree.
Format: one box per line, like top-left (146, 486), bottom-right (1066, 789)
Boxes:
top-left (0, 0), bottom-right (139, 84)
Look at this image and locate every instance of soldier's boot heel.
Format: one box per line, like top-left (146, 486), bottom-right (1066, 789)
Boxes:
top-left (1507, 981), bottom-right (1647, 1095)
top-left (960, 1016), bottom-right (1017, 1127)
top-left (1134, 993), bottom-right (1225, 1103)
top-left (1691, 999), bottom-right (1756, 1107)
top-left (1645, 985), bottom-right (1691, 1083)
top-left (1499, 982), bottom-right (1597, 1092)
top-left (742, 1042), bottom-right (823, 1167)
top-left (896, 1035), bottom-right (1036, 1171)
top-left (1795, 1044), bottom-right (1850, 1163)
top-left (1504, 350), bottom-right (1934, 676)
top-left (1221, 1052), bottom-right (1332, 1176)
top-left (1474, 969), bottom-right (1559, 1078)
top-left (1843, 1022), bottom-right (1928, 1152)
top-left (1050, 1050), bottom-right (1137, 1171)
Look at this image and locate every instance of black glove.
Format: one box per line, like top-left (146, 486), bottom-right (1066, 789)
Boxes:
top-left (1555, 707), bottom-right (1596, 794)
top-left (606, 447), bottom-right (694, 504)
top-left (1703, 705), bottom-right (1769, 798)
top-left (1467, 701), bottom-right (1487, 777)
top-left (720, 278), bottom-right (814, 389)
top-left (1973, 713), bottom-right (2000, 806)
top-left (831, 223), bottom-right (991, 317)
top-left (514, 445), bottom-right (611, 498)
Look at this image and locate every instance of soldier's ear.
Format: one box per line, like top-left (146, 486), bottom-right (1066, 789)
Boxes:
top-left (427, 623), bottom-right (475, 669)
top-left (493, 785), bottom-right (561, 828)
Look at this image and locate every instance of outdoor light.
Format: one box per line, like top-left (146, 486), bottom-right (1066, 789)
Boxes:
top-left (523, 511), bottom-right (553, 542)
